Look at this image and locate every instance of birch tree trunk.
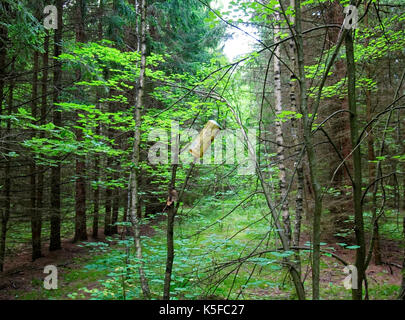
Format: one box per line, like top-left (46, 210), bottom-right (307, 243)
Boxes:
top-left (273, 5), bottom-right (291, 242)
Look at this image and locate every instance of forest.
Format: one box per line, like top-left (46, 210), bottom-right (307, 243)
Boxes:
top-left (0, 0), bottom-right (404, 302)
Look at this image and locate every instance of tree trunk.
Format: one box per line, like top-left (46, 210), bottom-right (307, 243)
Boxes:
top-left (398, 216), bottom-right (405, 299)
top-left (364, 6), bottom-right (381, 266)
top-left (163, 164), bottom-right (178, 300)
top-left (111, 186), bottom-right (120, 235)
top-left (289, 0), bottom-right (304, 275)
top-left (73, 0), bottom-right (88, 242)
top-left (128, 0), bottom-right (151, 299)
top-left (0, 11), bottom-right (6, 118)
top-left (273, 6), bottom-right (290, 241)
top-left (0, 77), bottom-right (14, 272)
top-left (93, 155), bottom-right (100, 238)
top-left (346, 28), bottom-right (366, 300)
top-left (294, 0), bottom-right (323, 300)
top-left (105, 158), bottom-right (112, 236)
top-left (0, 14), bottom-right (6, 272)
top-left (36, 30), bottom-right (49, 258)
top-left (92, 1), bottom-right (104, 239)
top-left (50, 0), bottom-right (63, 251)
top-left (30, 49), bottom-right (41, 260)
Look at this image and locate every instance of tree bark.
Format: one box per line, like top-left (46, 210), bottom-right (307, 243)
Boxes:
top-left (50, 0), bottom-right (63, 251)
top-left (273, 5), bottom-right (290, 242)
top-left (93, 155), bottom-right (100, 239)
top-left (163, 164), bottom-right (178, 300)
top-left (30, 49), bottom-right (41, 260)
top-left (0, 76), bottom-right (13, 272)
top-left (0, 11), bottom-right (7, 272)
top-left (73, 0), bottom-right (88, 242)
top-left (364, 6), bottom-right (381, 266)
top-left (92, 1), bottom-right (104, 239)
top-left (294, 0), bottom-right (323, 300)
top-left (289, 0), bottom-right (304, 274)
top-left (399, 216), bottom-right (405, 299)
top-left (111, 186), bottom-right (120, 235)
top-left (36, 31), bottom-right (49, 257)
top-left (128, 0), bottom-right (151, 299)
top-left (345, 29), bottom-right (366, 300)
top-left (105, 157), bottom-right (113, 236)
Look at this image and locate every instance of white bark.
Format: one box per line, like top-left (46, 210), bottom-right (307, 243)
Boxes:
top-left (274, 5), bottom-right (291, 241)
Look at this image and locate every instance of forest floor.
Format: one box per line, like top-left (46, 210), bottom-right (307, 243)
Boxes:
top-left (0, 214), bottom-right (402, 300)
top-left (0, 217), bottom-right (162, 300)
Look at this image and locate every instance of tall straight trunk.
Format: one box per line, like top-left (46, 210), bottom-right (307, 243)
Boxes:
top-left (105, 188), bottom-right (112, 235)
top-left (364, 7), bottom-right (381, 266)
top-left (289, 0), bottom-right (304, 277)
top-left (0, 17), bottom-right (6, 117)
top-left (111, 181), bottom-right (119, 235)
top-left (273, 7), bottom-right (290, 241)
top-left (73, 0), bottom-right (87, 242)
top-left (93, 94), bottom-right (101, 239)
top-left (368, 85), bottom-right (382, 266)
top-left (111, 129), bottom-right (121, 235)
top-left (93, 154), bottom-right (100, 238)
top-left (92, 1), bottom-right (103, 239)
top-left (402, 112), bottom-right (405, 296)
top-left (123, 189), bottom-right (129, 224)
top-left (295, 0), bottom-right (323, 300)
top-left (104, 156), bottom-right (112, 236)
top-left (50, 0), bottom-right (63, 251)
top-left (0, 17), bottom-right (7, 272)
top-left (402, 107), bottom-right (405, 210)
top-left (128, 0), bottom-right (150, 299)
top-left (345, 29), bottom-right (366, 300)
top-left (37, 31), bottom-right (48, 253)
top-left (30, 50), bottom-right (41, 260)
top-left (0, 78), bottom-right (13, 272)
top-left (399, 216), bottom-right (405, 299)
